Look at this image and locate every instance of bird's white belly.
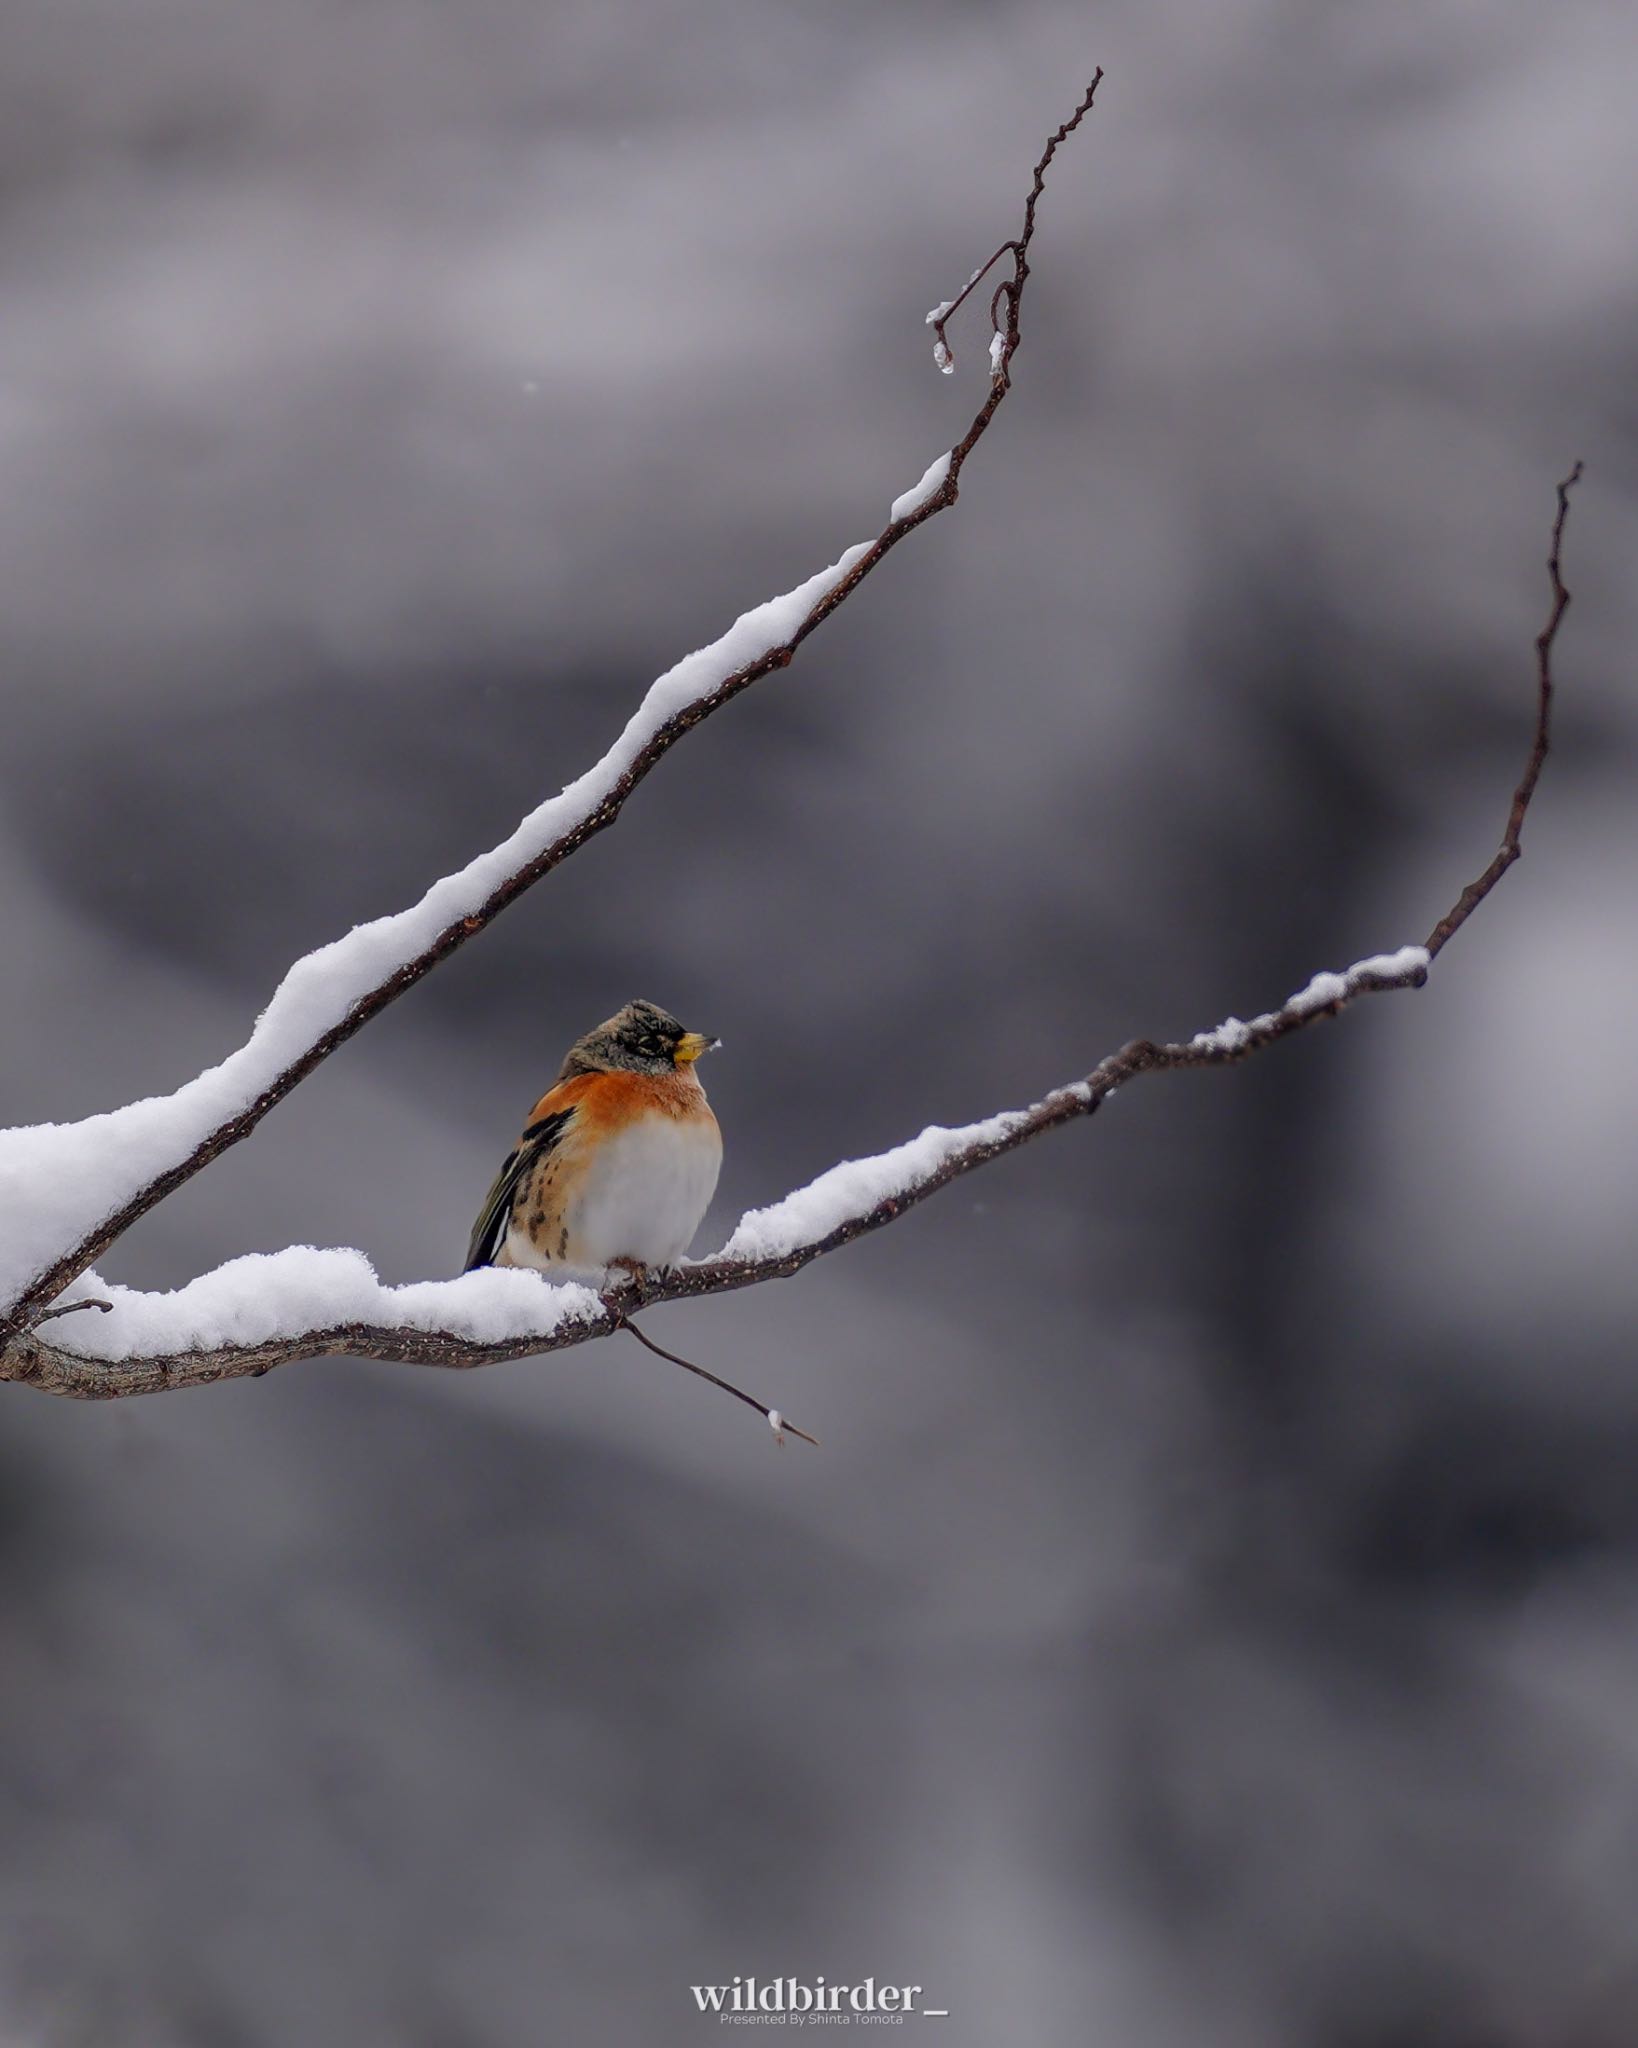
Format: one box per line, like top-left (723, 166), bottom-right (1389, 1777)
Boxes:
top-left (559, 1114), bottom-right (721, 1271)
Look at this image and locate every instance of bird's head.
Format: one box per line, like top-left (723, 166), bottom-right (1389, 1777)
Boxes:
top-left (563, 999), bottom-right (719, 1077)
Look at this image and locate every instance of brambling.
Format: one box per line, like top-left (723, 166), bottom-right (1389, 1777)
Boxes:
top-left (464, 999), bottom-right (722, 1280)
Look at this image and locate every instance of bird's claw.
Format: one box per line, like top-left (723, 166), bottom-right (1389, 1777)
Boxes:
top-left (606, 1257), bottom-right (651, 1309)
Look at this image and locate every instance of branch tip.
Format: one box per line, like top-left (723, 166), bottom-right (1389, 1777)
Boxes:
top-left (616, 1314), bottom-right (818, 1450)
top-left (926, 69), bottom-right (1103, 380)
top-left (32, 1297), bottom-right (114, 1325)
top-left (1423, 458), bottom-right (1582, 960)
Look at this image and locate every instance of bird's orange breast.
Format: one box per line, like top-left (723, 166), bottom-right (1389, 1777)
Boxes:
top-left (524, 1064), bottom-right (714, 1139)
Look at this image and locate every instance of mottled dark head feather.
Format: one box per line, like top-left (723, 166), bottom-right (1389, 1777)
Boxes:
top-left (558, 1000), bottom-right (715, 1078)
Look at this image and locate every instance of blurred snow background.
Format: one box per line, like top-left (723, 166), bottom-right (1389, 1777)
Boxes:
top-left (1, 2), bottom-right (1636, 2042)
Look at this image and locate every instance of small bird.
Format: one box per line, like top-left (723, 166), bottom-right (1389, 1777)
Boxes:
top-left (464, 999), bottom-right (722, 1280)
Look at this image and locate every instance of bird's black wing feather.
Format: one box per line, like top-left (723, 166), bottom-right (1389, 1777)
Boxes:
top-left (463, 1107), bottom-right (576, 1272)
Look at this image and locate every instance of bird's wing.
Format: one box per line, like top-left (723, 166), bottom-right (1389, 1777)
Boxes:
top-left (463, 1100), bottom-right (579, 1272)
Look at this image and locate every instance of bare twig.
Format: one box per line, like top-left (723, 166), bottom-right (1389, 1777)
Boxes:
top-left (1424, 461), bottom-right (1584, 958)
top-left (31, 1297), bottom-right (112, 1324)
top-left (927, 72), bottom-right (1102, 386)
top-left (615, 1314), bottom-right (819, 1449)
top-left (0, 76), bottom-right (1108, 1346)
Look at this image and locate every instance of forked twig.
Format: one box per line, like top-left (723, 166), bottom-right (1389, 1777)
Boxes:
top-left (926, 71), bottom-right (1103, 383)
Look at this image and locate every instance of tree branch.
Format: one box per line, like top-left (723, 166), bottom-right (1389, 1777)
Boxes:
top-left (0, 75), bottom-right (1106, 1346)
top-left (0, 109), bottom-right (1585, 1441)
top-left (5, 950), bottom-right (1439, 1401)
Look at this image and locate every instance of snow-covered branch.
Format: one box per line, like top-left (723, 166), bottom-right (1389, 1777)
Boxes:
top-left (0, 78), bottom-right (1106, 1350)
top-left (0, 69), bottom-right (1583, 1429)
top-left (1, 943), bottom-right (1436, 1398)
top-left (7, 453), bottom-right (1581, 1405)
top-left (0, 834), bottom-right (1569, 1409)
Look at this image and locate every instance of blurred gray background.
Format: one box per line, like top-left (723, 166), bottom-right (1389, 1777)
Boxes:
top-left (2, 2), bottom-right (1636, 2043)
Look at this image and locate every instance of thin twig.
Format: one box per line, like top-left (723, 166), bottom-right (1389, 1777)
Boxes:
top-left (614, 1313), bottom-right (819, 1448)
top-left (1425, 460), bottom-right (1584, 958)
top-left (928, 71), bottom-right (1103, 384)
top-left (928, 240), bottom-right (1020, 369)
top-left (31, 1298), bottom-right (112, 1324)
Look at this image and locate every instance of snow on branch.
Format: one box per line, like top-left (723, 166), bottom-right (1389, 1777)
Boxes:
top-left (6, 460), bottom-right (1581, 1406)
top-left (0, 76), bottom-right (1106, 1348)
top-left (1, 472), bottom-right (1585, 1415)
top-left (0, 83), bottom-right (1584, 1431)
top-left (0, 941), bottom-right (1428, 1398)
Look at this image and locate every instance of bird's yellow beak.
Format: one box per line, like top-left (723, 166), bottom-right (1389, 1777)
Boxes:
top-left (674, 1031), bottom-right (718, 1064)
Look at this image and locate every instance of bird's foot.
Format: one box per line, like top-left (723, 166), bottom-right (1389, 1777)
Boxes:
top-left (606, 1257), bottom-right (651, 1309)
